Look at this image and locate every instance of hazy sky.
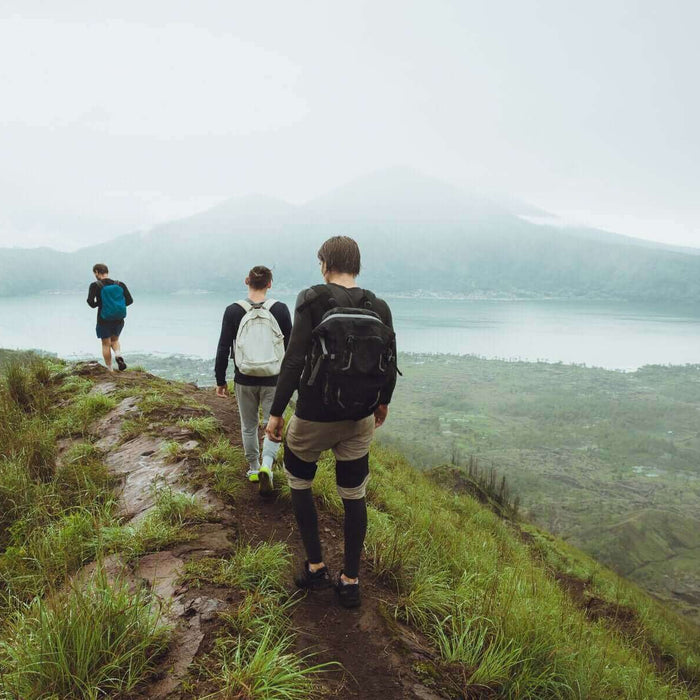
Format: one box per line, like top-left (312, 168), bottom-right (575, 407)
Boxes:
top-left (1, 0), bottom-right (698, 250)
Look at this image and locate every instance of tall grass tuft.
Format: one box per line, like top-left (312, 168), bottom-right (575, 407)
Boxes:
top-left (204, 626), bottom-right (328, 700)
top-left (191, 542), bottom-right (335, 700)
top-left (0, 569), bottom-right (169, 700)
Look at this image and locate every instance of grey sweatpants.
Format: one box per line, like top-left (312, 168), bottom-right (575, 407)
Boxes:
top-left (235, 383), bottom-right (279, 468)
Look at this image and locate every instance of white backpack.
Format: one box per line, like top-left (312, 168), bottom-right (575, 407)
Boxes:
top-left (233, 299), bottom-right (285, 376)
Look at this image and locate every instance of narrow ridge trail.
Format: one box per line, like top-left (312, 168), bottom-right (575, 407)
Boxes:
top-left (80, 366), bottom-right (447, 700)
top-left (197, 389), bottom-right (447, 700)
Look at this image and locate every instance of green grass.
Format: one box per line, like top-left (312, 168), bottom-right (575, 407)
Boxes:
top-left (0, 568), bottom-right (169, 699)
top-left (127, 386), bottom-right (210, 419)
top-left (199, 437), bottom-right (246, 501)
top-left (3, 353), bottom-right (698, 699)
top-left (309, 446), bottom-right (699, 699)
top-left (0, 362), bottom-right (123, 613)
top-left (119, 414), bottom-right (151, 441)
top-left (177, 416), bottom-right (221, 440)
top-left (183, 542), bottom-right (291, 595)
top-left (100, 487), bottom-right (211, 559)
top-left (186, 542), bottom-right (335, 700)
top-left (55, 393), bottom-right (118, 437)
top-left (377, 354), bottom-right (700, 623)
top-left (201, 625), bottom-right (328, 700)
top-left (160, 439), bottom-right (187, 462)
top-left (0, 506), bottom-right (113, 606)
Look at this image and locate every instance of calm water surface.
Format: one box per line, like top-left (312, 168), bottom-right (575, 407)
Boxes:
top-left (1, 293), bottom-right (699, 370)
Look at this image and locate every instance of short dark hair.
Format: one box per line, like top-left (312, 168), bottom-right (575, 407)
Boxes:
top-left (246, 265), bottom-right (273, 290)
top-left (317, 236), bottom-right (361, 276)
top-left (93, 263), bottom-right (109, 275)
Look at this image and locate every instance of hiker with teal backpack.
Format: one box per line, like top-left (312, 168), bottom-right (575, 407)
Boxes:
top-left (215, 266), bottom-right (292, 493)
top-left (86, 263), bottom-right (133, 371)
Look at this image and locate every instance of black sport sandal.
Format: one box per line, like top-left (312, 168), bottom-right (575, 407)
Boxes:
top-left (115, 356), bottom-right (127, 372)
top-left (335, 571), bottom-right (361, 608)
top-left (294, 561), bottom-right (332, 591)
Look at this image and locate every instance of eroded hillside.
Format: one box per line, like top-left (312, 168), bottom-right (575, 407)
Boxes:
top-left (0, 356), bottom-right (699, 699)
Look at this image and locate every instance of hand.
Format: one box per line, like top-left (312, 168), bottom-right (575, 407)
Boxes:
top-left (216, 385), bottom-right (229, 398)
top-left (266, 415), bottom-right (285, 442)
top-left (374, 404), bottom-right (389, 428)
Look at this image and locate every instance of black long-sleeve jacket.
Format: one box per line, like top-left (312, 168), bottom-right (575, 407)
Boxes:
top-left (270, 283), bottom-right (397, 421)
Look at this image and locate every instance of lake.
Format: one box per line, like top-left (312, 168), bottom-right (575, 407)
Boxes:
top-left (1, 293), bottom-right (699, 370)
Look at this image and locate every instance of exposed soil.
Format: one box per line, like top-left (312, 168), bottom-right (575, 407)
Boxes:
top-left (552, 571), bottom-right (700, 693)
top-left (78, 364), bottom-right (454, 700)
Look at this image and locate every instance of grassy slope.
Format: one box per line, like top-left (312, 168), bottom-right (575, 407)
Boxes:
top-left (377, 354), bottom-right (700, 622)
top-left (0, 352), bottom-right (698, 698)
top-left (129, 351), bottom-right (700, 623)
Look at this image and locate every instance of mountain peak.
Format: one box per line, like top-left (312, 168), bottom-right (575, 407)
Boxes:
top-left (202, 193), bottom-right (297, 221)
top-left (302, 166), bottom-right (511, 222)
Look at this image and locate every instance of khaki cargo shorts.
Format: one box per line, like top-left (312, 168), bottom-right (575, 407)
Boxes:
top-left (284, 414), bottom-right (375, 499)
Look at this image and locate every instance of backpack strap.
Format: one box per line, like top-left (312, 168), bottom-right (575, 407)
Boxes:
top-left (297, 284), bottom-right (337, 313)
top-left (329, 285), bottom-right (376, 310)
top-left (235, 300), bottom-right (253, 313)
top-left (359, 289), bottom-right (376, 310)
top-left (262, 298), bottom-right (277, 311)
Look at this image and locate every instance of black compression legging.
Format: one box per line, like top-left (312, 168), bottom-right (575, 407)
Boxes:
top-left (290, 489), bottom-right (368, 579)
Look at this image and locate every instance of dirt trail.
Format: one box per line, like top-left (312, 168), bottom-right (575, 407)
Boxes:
top-left (80, 366), bottom-right (447, 700)
top-left (197, 390), bottom-right (446, 700)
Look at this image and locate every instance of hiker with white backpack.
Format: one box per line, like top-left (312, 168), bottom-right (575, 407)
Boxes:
top-left (214, 266), bottom-right (292, 494)
top-left (87, 263), bottom-right (133, 372)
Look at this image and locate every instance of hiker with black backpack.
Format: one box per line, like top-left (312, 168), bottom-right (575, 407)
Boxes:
top-left (215, 266), bottom-right (292, 493)
top-left (266, 236), bottom-right (398, 608)
top-left (86, 263), bottom-right (133, 372)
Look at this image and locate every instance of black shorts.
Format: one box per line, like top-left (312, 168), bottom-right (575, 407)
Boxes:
top-left (96, 321), bottom-right (124, 339)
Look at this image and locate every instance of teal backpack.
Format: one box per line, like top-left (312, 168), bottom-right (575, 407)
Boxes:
top-left (97, 281), bottom-right (127, 321)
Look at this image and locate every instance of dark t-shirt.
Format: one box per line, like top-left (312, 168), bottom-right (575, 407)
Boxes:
top-left (270, 283), bottom-right (397, 422)
top-left (214, 299), bottom-right (292, 387)
top-left (86, 279), bottom-right (133, 325)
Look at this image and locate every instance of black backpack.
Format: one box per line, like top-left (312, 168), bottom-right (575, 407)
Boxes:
top-left (303, 285), bottom-right (398, 419)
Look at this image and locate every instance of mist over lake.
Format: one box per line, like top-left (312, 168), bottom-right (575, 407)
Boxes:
top-left (2, 293), bottom-right (699, 370)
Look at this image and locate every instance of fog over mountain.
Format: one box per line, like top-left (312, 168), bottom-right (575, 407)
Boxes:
top-left (2, 169), bottom-right (700, 301)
